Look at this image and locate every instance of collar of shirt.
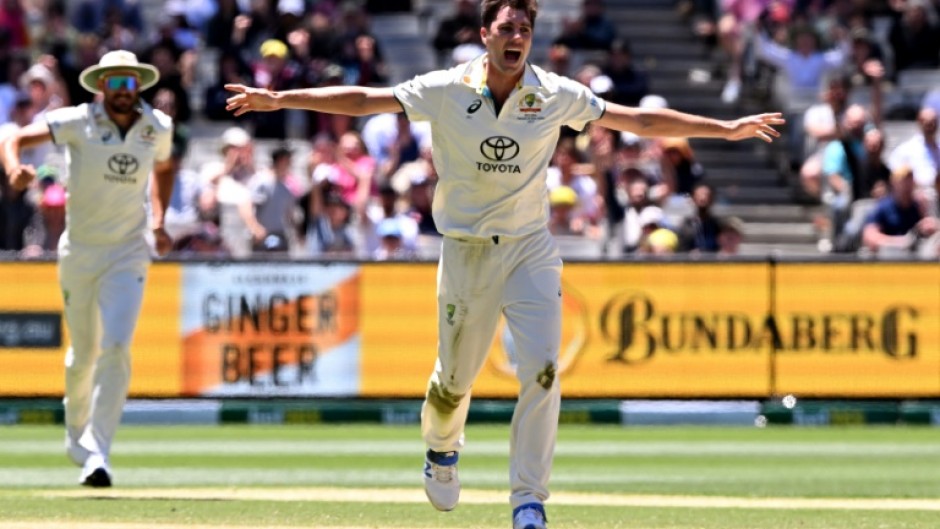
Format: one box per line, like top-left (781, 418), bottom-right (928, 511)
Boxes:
top-left (459, 54), bottom-right (543, 96)
top-left (90, 100), bottom-right (150, 127)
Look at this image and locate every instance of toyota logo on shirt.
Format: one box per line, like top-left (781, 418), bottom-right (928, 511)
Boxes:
top-left (478, 136), bottom-right (522, 174)
top-left (108, 153), bottom-right (140, 175)
top-left (480, 136), bottom-right (520, 161)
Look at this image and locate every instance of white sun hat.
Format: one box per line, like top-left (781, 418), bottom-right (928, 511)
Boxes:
top-left (79, 50), bottom-right (160, 94)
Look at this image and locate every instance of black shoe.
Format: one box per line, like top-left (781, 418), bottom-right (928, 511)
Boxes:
top-left (81, 467), bottom-right (112, 488)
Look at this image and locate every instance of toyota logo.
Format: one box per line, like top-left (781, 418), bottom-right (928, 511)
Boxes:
top-left (480, 136), bottom-right (520, 162)
top-left (108, 154), bottom-right (139, 175)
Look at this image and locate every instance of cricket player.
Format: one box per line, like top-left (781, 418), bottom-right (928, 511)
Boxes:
top-left (225, 1), bottom-right (783, 526)
top-left (0, 50), bottom-right (174, 487)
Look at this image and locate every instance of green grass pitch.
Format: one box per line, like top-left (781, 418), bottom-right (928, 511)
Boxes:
top-left (1, 423), bottom-right (939, 528)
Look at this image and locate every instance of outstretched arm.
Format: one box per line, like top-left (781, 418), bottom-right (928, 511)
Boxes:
top-left (225, 84), bottom-right (402, 117)
top-left (0, 121), bottom-right (54, 191)
top-left (595, 103), bottom-right (784, 143)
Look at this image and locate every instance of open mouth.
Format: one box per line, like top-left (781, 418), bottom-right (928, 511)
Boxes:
top-left (504, 50), bottom-right (522, 62)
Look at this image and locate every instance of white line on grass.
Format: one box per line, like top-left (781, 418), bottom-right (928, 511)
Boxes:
top-left (4, 440), bottom-right (940, 457)
top-left (40, 487), bottom-right (940, 511)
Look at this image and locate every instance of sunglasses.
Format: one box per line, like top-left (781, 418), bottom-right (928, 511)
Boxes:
top-left (104, 75), bottom-right (139, 91)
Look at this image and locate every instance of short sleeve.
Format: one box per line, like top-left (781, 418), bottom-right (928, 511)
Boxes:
top-left (45, 105), bottom-right (88, 146)
top-left (821, 141), bottom-right (847, 177)
top-left (152, 109), bottom-right (174, 163)
top-left (557, 76), bottom-right (606, 132)
top-left (393, 69), bottom-right (452, 122)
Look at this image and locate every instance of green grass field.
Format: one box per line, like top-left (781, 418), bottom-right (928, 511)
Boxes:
top-left (1, 424), bottom-right (939, 528)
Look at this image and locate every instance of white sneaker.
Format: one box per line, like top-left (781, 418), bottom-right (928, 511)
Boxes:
top-left (79, 453), bottom-right (112, 488)
top-left (721, 78), bottom-right (741, 104)
top-left (513, 503), bottom-right (547, 529)
top-left (423, 450), bottom-right (459, 511)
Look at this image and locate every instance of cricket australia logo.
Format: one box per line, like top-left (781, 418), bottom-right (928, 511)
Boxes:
top-left (478, 136), bottom-right (521, 174)
top-left (105, 153), bottom-right (140, 184)
top-left (445, 304), bottom-right (456, 326)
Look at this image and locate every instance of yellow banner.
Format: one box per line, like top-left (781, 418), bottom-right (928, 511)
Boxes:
top-left (360, 263), bottom-right (774, 398)
top-left (0, 263), bottom-right (181, 397)
top-left (774, 263), bottom-right (940, 397)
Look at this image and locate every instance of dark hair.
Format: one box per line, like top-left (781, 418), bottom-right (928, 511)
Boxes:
top-left (481, 0), bottom-right (538, 29)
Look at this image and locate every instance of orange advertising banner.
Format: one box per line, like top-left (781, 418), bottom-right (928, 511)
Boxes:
top-left (0, 262), bottom-right (181, 397)
top-left (180, 263), bottom-right (360, 396)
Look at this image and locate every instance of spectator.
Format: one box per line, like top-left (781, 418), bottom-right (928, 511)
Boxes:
top-left (405, 173), bottom-right (438, 236)
top-left (0, 93), bottom-right (34, 251)
top-left (34, 172), bottom-right (67, 252)
top-left (546, 43), bottom-right (572, 77)
top-left (56, 33), bottom-right (103, 107)
top-left (431, 0), bottom-right (483, 59)
top-left (199, 127), bottom-right (266, 258)
top-left (373, 216), bottom-right (416, 260)
top-left (677, 183), bottom-right (723, 252)
top-left (0, 54), bottom-right (28, 125)
top-left (361, 112), bottom-right (431, 185)
top-left (617, 175), bottom-right (663, 253)
top-left (204, 51), bottom-right (252, 121)
top-left (601, 39), bottom-right (649, 107)
top-left (204, 0), bottom-right (244, 51)
top-left (142, 44), bottom-right (192, 123)
top-left (305, 189), bottom-right (358, 257)
top-left (343, 34), bottom-right (388, 87)
top-left (249, 146), bottom-right (301, 253)
top-left (856, 128), bottom-right (891, 201)
top-left (716, 0), bottom-right (784, 104)
top-left (546, 137), bottom-right (601, 232)
top-left (821, 104), bottom-right (869, 241)
top-left (887, 107), bottom-right (939, 214)
top-left (554, 0), bottom-right (618, 51)
top-left (862, 165), bottom-right (938, 255)
top-left (641, 224), bottom-right (679, 255)
top-left (660, 137), bottom-right (705, 196)
top-left (547, 185), bottom-right (582, 236)
top-left (800, 74), bottom-right (850, 170)
top-left (716, 215), bottom-right (744, 255)
top-left (888, 0), bottom-right (940, 72)
top-left (163, 141), bottom-right (204, 245)
top-left (755, 24), bottom-right (847, 108)
top-left (845, 27), bottom-right (887, 88)
top-left (363, 182), bottom-right (419, 257)
top-left (72, 0), bottom-right (143, 36)
top-left (249, 39), bottom-right (304, 138)
top-left (0, 0), bottom-right (29, 51)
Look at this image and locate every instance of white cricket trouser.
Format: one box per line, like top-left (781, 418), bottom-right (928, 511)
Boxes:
top-left (59, 235), bottom-right (150, 464)
top-left (421, 228), bottom-right (562, 509)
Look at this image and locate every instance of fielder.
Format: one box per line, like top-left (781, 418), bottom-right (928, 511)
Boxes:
top-left (225, 1), bottom-right (783, 526)
top-left (1, 50), bottom-right (174, 487)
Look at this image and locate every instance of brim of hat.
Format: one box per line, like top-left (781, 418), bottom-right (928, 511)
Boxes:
top-left (79, 64), bottom-right (160, 94)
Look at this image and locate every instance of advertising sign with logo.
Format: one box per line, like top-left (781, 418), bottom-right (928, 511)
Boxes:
top-left (0, 263), bottom-right (182, 397)
top-left (181, 263), bottom-right (361, 397)
top-left (359, 263), bottom-right (774, 398)
top-left (773, 263), bottom-right (940, 397)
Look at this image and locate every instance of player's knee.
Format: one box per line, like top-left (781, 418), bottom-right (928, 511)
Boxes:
top-left (426, 380), bottom-right (465, 414)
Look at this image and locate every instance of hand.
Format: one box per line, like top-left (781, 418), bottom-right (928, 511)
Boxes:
top-left (916, 217), bottom-right (938, 237)
top-left (152, 227), bottom-right (173, 257)
top-left (727, 113), bottom-right (785, 143)
top-left (225, 84), bottom-right (280, 116)
top-left (862, 59), bottom-right (885, 80)
top-left (8, 164), bottom-right (36, 191)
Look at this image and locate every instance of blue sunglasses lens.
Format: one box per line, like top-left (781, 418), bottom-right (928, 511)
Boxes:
top-left (105, 76), bottom-right (138, 91)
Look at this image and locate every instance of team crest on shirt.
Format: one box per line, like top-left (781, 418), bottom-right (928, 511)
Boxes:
top-left (140, 125), bottom-right (156, 143)
top-left (516, 92), bottom-right (545, 122)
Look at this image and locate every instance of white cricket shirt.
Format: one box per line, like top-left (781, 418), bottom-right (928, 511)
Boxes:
top-left (47, 101), bottom-right (173, 245)
top-left (393, 55), bottom-right (605, 238)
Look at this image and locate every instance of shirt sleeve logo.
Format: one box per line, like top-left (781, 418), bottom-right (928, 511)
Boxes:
top-left (467, 99), bottom-right (482, 114)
